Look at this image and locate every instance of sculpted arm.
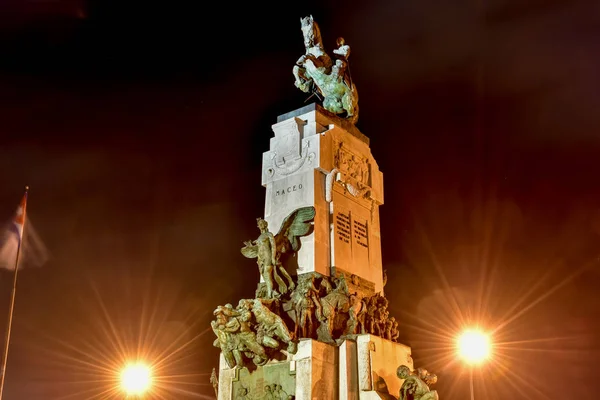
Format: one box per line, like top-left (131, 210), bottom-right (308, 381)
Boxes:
top-left (224, 318), bottom-right (241, 333)
top-left (400, 377), bottom-right (418, 400)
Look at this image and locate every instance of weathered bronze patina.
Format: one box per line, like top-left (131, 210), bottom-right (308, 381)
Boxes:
top-left (397, 365), bottom-right (439, 400)
top-left (241, 207), bottom-right (315, 299)
top-left (293, 15), bottom-right (359, 124)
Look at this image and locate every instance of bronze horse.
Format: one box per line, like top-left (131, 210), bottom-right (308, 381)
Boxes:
top-left (293, 15), bottom-right (359, 124)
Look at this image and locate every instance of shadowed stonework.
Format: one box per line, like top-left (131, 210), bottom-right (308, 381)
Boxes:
top-left (210, 16), bottom-right (439, 400)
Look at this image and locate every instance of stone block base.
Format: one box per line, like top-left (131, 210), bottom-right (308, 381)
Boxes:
top-left (217, 335), bottom-right (412, 399)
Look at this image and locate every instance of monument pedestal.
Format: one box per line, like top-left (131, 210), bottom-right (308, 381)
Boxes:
top-left (213, 103), bottom-right (437, 400)
top-left (354, 335), bottom-right (413, 399)
top-left (262, 103), bottom-right (385, 293)
top-left (294, 339), bottom-right (337, 399)
top-left (217, 335), bottom-right (412, 400)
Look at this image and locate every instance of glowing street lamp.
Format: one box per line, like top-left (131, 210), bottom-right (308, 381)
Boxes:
top-left (120, 362), bottom-right (153, 398)
top-left (456, 329), bottom-right (492, 400)
top-left (457, 329), bottom-right (491, 365)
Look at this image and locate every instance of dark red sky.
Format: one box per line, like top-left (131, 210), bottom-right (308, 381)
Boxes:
top-left (1, 0), bottom-right (599, 399)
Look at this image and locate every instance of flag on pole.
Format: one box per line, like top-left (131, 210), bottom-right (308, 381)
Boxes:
top-left (0, 192), bottom-right (27, 270)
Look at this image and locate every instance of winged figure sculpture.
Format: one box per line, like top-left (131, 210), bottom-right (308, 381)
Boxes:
top-left (241, 206), bottom-right (316, 299)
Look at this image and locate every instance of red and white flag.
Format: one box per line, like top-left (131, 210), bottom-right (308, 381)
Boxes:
top-left (0, 192), bottom-right (28, 270)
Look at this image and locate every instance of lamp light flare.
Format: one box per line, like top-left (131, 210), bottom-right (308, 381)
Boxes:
top-left (457, 329), bottom-right (491, 365)
top-left (120, 362), bottom-right (152, 395)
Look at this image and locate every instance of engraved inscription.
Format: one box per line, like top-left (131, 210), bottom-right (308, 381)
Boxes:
top-left (335, 212), bottom-right (351, 244)
top-left (275, 183), bottom-right (304, 196)
top-left (353, 219), bottom-right (369, 248)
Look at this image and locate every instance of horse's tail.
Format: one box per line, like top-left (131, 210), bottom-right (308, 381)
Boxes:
top-left (349, 107), bottom-right (359, 124)
top-left (346, 84), bottom-right (359, 124)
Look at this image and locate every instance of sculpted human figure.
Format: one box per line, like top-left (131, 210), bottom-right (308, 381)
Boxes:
top-left (356, 297), bottom-right (368, 334)
top-left (374, 295), bottom-right (389, 337)
top-left (211, 305), bottom-right (242, 368)
top-left (330, 36), bottom-right (354, 93)
top-left (333, 37), bottom-right (350, 61)
top-left (416, 368), bottom-right (438, 387)
top-left (241, 218), bottom-right (293, 298)
top-left (317, 277), bottom-right (352, 342)
top-left (334, 276), bottom-right (349, 294)
top-left (230, 300), bottom-right (270, 366)
top-left (243, 218), bottom-right (278, 298)
top-left (366, 297), bottom-right (377, 334)
top-left (293, 15), bottom-right (359, 123)
top-left (377, 308), bottom-right (389, 337)
top-left (242, 207), bottom-right (315, 299)
top-left (345, 292), bottom-right (363, 335)
top-left (347, 155), bottom-right (360, 179)
top-left (384, 314), bottom-right (393, 340)
top-left (390, 317), bottom-right (400, 342)
top-left (211, 302), bottom-right (269, 368)
top-left (251, 299), bottom-right (297, 354)
top-left (293, 275), bottom-right (322, 338)
top-left (235, 299), bottom-right (274, 350)
top-left (274, 384), bottom-right (287, 399)
top-left (397, 365), bottom-right (439, 400)
top-left (335, 143), bottom-right (348, 171)
top-left (319, 277), bottom-right (333, 295)
top-left (346, 155), bottom-right (369, 187)
top-left (237, 387), bottom-right (249, 399)
top-left (264, 385), bottom-right (275, 400)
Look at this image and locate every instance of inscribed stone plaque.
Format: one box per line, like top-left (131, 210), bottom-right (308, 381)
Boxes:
top-left (266, 172), bottom-right (314, 220)
top-left (335, 210), bottom-right (352, 246)
top-left (231, 362), bottom-right (296, 400)
top-left (351, 216), bottom-right (369, 267)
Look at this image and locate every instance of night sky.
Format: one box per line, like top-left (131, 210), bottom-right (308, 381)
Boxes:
top-left (1, 0), bottom-right (599, 399)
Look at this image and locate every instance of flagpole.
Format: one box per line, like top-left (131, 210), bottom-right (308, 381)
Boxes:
top-left (0, 186), bottom-right (28, 400)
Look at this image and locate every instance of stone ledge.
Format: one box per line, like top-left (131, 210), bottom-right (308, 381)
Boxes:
top-left (277, 103), bottom-right (369, 145)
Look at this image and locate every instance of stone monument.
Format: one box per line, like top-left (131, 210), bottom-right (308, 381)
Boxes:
top-left (210, 15), bottom-right (439, 400)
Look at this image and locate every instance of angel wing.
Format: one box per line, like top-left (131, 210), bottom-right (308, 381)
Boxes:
top-left (274, 206), bottom-right (316, 254)
top-left (241, 243), bottom-right (258, 259)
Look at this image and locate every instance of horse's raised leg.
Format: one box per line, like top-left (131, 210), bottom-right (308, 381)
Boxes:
top-left (293, 66), bottom-right (311, 93)
top-left (293, 65), bottom-right (302, 81)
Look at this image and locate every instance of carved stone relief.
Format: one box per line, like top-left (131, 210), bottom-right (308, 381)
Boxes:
top-left (333, 141), bottom-right (371, 199)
